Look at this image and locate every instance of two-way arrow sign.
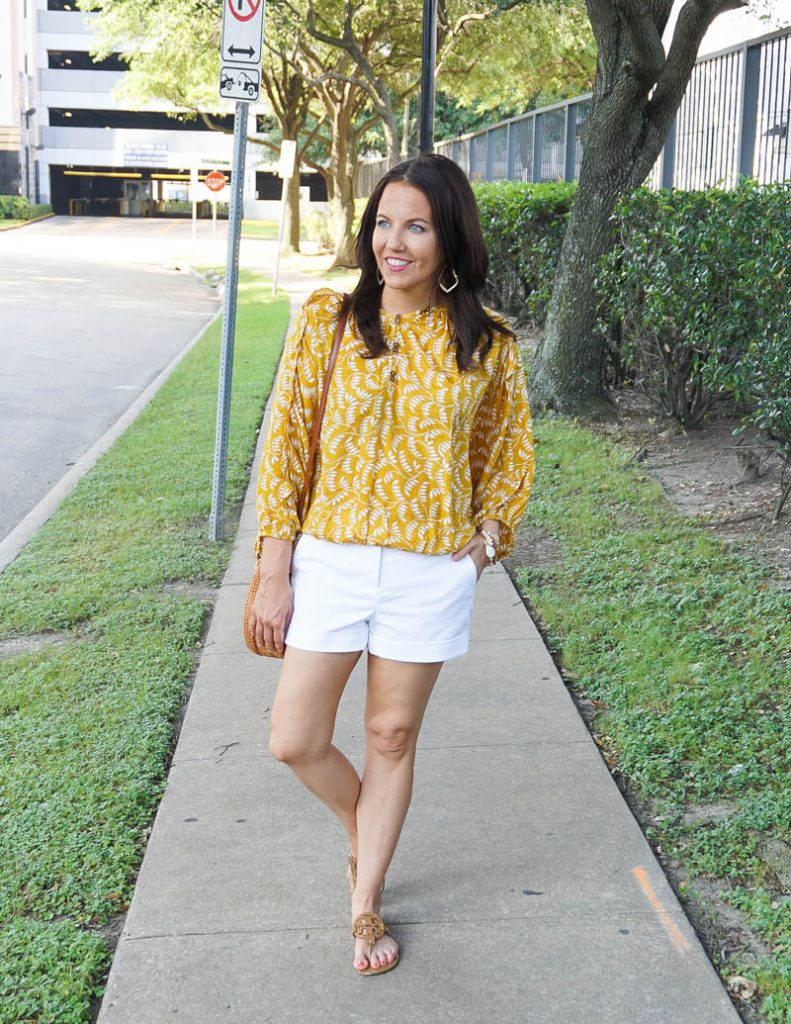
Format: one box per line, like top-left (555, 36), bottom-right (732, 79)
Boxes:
top-left (220, 0), bottom-right (265, 70)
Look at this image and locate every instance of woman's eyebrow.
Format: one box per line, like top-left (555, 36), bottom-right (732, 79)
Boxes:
top-left (376, 211), bottom-right (430, 224)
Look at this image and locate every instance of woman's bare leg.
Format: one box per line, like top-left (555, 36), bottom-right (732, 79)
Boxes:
top-left (351, 653), bottom-right (444, 971)
top-left (268, 646), bottom-right (364, 851)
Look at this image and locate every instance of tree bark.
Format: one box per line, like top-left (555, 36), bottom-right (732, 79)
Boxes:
top-left (328, 100), bottom-right (357, 267)
top-left (284, 171), bottom-right (301, 254)
top-left (529, 0), bottom-right (746, 416)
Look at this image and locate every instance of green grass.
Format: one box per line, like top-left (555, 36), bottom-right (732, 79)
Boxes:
top-left (241, 219), bottom-right (315, 241)
top-left (513, 415), bottom-right (791, 1021)
top-left (241, 218), bottom-right (280, 239)
top-left (0, 271), bottom-right (290, 1022)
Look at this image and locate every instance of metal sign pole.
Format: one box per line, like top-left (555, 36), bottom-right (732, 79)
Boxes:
top-left (209, 99), bottom-right (248, 542)
top-left (419, 0), bottom-right (437, 153)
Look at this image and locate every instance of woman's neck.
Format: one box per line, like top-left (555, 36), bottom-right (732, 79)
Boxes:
top-left (379, 285), bottom-right (445, 316)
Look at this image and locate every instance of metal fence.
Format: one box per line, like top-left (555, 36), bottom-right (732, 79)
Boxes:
top-left (356, 25), bottom-right (791, 196)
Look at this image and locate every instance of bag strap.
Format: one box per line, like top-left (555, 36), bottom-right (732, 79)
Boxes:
top-left (296, 294), bottom-right (349, 523)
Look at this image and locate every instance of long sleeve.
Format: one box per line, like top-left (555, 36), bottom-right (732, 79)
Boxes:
top-left (469, 334), bottom-right (535, 560)
top-left (253, 300), bottom-right (319, 556)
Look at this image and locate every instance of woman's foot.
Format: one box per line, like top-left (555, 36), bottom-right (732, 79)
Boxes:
top-left (351, 886), bottom-right (398, 973)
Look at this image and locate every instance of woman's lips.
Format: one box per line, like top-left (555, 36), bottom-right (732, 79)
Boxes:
top-left (384, 258), bottom-right (412, 273)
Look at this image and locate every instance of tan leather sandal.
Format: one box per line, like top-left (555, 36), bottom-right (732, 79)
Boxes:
top-left (351, 912), bottom-right (399, 976)
top-left (347, 853), bottom-right (385, 896)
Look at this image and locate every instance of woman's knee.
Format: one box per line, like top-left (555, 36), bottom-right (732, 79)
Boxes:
top-left (269, 726), bottom-right (326, 765)
top-left (365, 718), bottom-right (417, 761)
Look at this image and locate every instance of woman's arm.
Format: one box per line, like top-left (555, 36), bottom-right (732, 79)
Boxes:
top-left (468, 335), bottom-right (535, 560)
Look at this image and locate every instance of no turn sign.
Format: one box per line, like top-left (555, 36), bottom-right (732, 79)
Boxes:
top-left (221, 0), bottom-right (265, 69)
top-left (227, 0), bottom-right (262, 23)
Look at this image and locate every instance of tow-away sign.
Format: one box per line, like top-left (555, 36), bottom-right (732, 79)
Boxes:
top-left (220, 0), bottom-right (265, 101)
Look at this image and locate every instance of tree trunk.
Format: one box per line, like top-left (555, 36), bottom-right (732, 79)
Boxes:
top-left (381, 108), bottom-right (398, 164)
top-left (401, 98), bottom-right (410, 159)
top-left (329, 170), bottom-right (357, 267)
top-left (529, 141), bottom-right (636, 417)
top-left (529, 0), bottom-right (744, 416)
top-left (283, 171), bottom-right (301, 254)
top-left (328, 103), bottom-right (358, 268)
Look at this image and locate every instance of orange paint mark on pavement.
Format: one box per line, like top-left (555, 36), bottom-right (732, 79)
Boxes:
top-left (632, 866), bottom-right (691, 953)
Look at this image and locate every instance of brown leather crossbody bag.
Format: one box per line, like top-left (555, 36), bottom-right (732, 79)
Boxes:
top-left (243, 299), bottom-right (349, 657)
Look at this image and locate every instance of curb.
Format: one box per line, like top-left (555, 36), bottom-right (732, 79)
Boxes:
top-left (0, 212), bottom-right (55, 232)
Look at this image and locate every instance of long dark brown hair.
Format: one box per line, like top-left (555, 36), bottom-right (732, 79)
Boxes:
top-left (342, 153), bottom-right (513, 372)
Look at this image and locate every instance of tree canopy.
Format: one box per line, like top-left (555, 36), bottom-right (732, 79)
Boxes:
top-left (439, 0), bottom-right (595, 115)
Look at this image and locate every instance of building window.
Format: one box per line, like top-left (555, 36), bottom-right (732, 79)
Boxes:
top-left (255, 172), bottom-right (281, 200)
top-left (48, 109), bottom-right (235, 132)
top-left (48, 50), bottom-right (130, 71)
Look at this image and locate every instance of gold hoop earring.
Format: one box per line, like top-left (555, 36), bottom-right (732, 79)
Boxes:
top-left (376, 268), bottom-right (384, 286)
top-left (439, 267), bottom-right (459, 294)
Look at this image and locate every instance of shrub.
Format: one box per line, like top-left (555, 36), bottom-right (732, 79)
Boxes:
top-left (596, 187), bottom-right (726, 427)
top-left (473, 180), bottom-right (576, 325)
top-left (701, 182), bottom-right (791, 517)
top-left (0, 196), bottom-right (31, 220)
top-left (303, 207), bottom-right (334, 250)
top-left (596, 180), bottom-right (791, 435)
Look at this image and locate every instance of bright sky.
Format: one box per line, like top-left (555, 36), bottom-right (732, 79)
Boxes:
top-left (663, 0), bottom-right (791, 55)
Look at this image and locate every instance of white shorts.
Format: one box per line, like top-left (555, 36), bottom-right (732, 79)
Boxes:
top-left (284, 533), bottom-right (478, 663)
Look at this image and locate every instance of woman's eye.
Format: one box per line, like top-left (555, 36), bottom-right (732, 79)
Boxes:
top-left (409, 224), bottom-right (424, 233)
top-left (376, 219), bottom-right (389, 228)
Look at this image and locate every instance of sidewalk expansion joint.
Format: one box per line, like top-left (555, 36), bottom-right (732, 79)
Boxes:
top-left (168, 739), bottom-right (594, 768)
top-left (121, 907), bottom-right (689, 943)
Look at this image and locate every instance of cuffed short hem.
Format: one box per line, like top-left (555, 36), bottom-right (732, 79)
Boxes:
top-left (368, 633), bottom-right (470, 663)
top-left (285, 629), bottom-right (367, 654)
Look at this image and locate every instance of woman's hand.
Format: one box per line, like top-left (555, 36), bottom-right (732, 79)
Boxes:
top-left (249, 537), bottom-right (296, 655)
top-left (249, 571), bottom-right (294, 655)
top-left (452, 533), bottom-right (488, 581)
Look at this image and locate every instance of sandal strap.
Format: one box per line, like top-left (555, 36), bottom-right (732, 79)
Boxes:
top-left (351, 911), bottom-right (387, 946)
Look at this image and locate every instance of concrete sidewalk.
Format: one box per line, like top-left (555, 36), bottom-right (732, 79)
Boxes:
top-left (96, 272), bottom-right (740, 1024)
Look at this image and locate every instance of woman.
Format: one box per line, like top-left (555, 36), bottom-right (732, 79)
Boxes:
top-left (249, 153), bottom-right (534, 976)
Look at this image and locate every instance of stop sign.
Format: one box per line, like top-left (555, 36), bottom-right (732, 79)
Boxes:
top-left (205, 170), bottom-right (227, 192)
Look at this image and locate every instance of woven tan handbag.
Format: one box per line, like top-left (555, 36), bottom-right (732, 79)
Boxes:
top-left (243, 300), bottom-right (348, 657)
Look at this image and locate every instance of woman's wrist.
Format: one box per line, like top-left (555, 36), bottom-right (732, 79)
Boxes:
top-left (479, 519), bottom-right (501, 543)
top-left (257, 536), bottom-right (294, 581)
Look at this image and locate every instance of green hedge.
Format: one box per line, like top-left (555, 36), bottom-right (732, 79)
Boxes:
top-left (476, 179), bottom-right (790, 486)
top-left (0, 196), bottom-right (52, 221)
top-left (473, 180), bottom-right (576, 325)
top-left (0, 196), bottom-right (31, 220)
top-left (597, 180), bottom-right (791, 437)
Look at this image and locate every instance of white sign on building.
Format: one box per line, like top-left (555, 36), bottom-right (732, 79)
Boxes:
top-left (123, 144), bottom-right (169, 167)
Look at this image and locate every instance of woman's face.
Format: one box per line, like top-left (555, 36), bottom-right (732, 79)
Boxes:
top-left (372, 181), bottom-right (444, 309)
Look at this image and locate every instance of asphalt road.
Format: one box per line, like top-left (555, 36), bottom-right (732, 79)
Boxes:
top-left (0, 217), bottom-right (223, 542)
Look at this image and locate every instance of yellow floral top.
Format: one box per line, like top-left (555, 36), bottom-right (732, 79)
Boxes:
top-left (254, 288), bottom-right (534, 561)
